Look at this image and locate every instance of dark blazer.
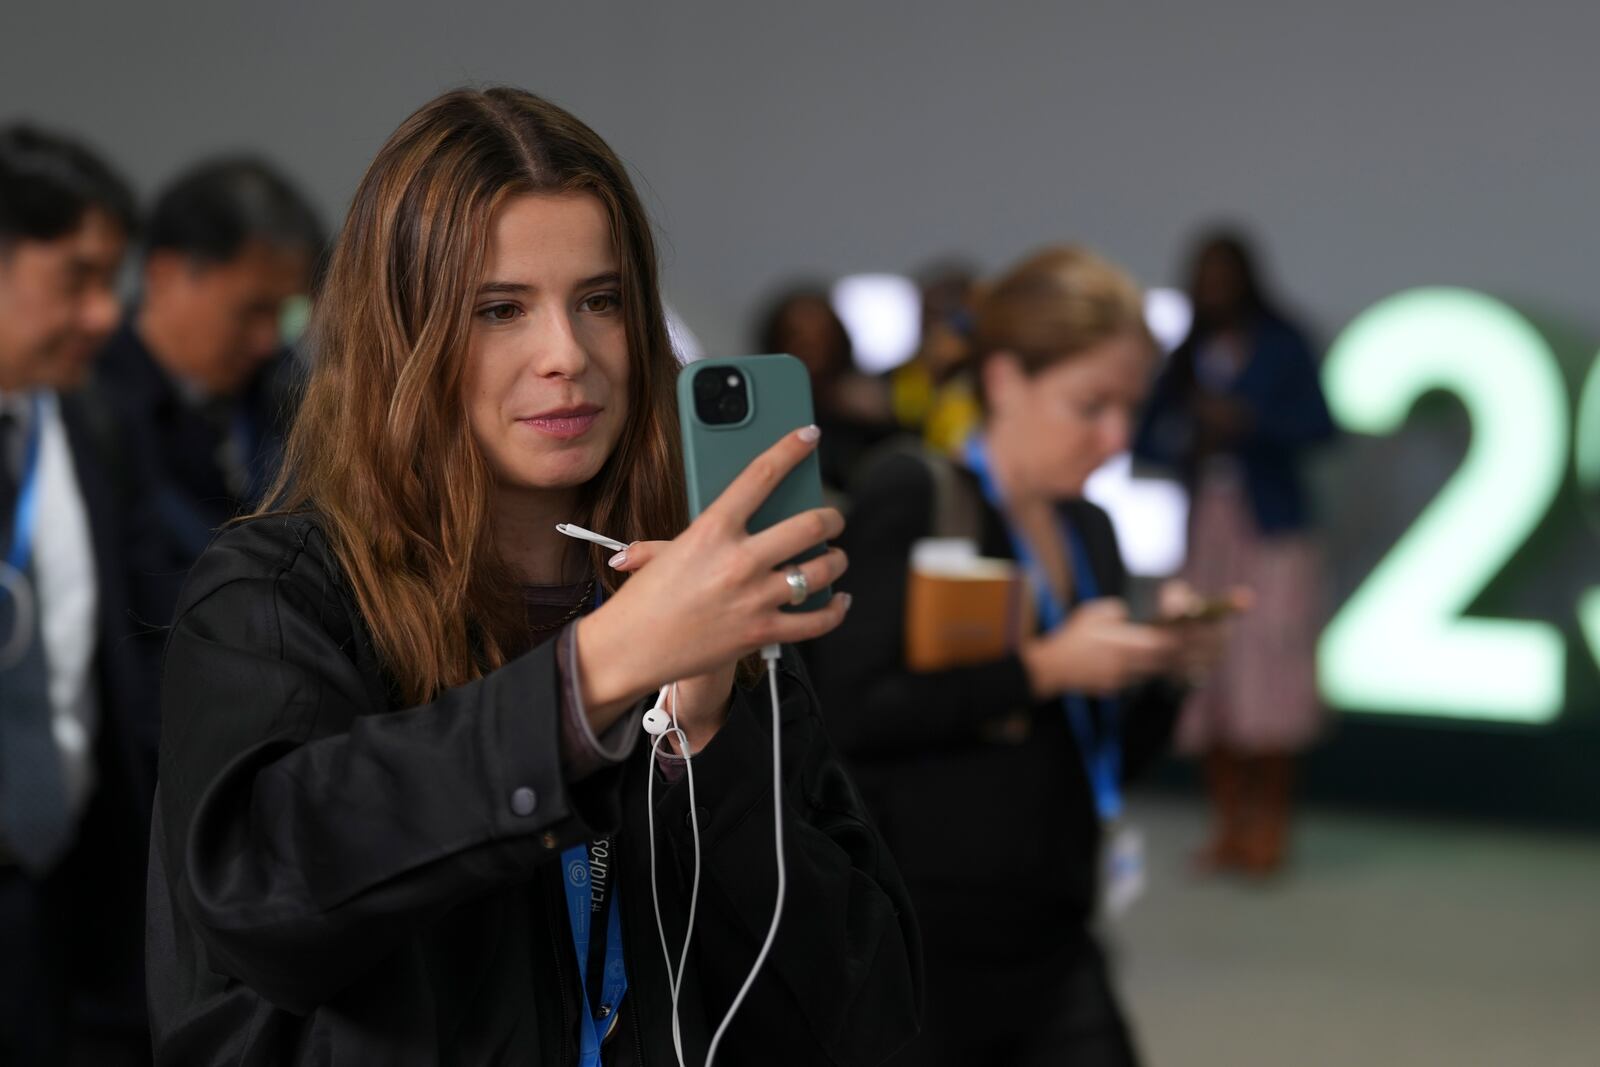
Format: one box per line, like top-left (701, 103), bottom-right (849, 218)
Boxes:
top-left (1134, 315), bottom-right (1335, 534)
top-left (809, 449), bottom-right (1183, 950)
top-left (87, 321), bottom-right (299, 639)
top-left (147, 514), bottom-right (921, 1066)
top-left (55, 394), bottom-right (162, 1041)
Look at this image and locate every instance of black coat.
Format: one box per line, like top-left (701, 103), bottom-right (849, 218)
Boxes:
top-left (87, 321), bottom-right (299, 640)
top-left (147, 514), bottom-right (922, 1066)
top-left (810, 450), bottom-right (1183, 950)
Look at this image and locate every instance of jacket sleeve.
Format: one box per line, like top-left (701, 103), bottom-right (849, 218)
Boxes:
top-left (1240, 327), bottom-right (1337, 449)
top-left (156, 522), bottom-right (629, 1014)
top-left (810, 453), bottom-right (1036, 759)
top-left (645, 652), bottom-right (923, 1066)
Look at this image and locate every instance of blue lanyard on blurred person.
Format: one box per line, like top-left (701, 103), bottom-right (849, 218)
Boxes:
top-left (963, 435), bottom-right (1123, 823)
top-left (4, 392), bottom-right (45, 574)
top-left (0, 392), bottom-right (46, 667)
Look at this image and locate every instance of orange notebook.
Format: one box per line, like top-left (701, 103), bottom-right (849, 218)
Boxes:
top-left (905, 539), bottom-right (1036, 672)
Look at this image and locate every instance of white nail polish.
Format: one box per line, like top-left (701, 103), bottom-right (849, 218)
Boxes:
top-left (608, 550), bottom-right (627, 568)
top-left (798, 424), bottom-right (821, 443)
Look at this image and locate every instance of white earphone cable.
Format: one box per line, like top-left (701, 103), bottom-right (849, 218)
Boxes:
top-left (647, 684), bottom-right (699, 1067)
top-left (564, 524), bottom-right (789, 1064)
top-left (702, 646), bottom-right (786, 1067)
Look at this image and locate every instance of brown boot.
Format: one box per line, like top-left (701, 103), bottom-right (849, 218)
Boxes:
top-left (1240, 753), bottom-right (1295, 877)
top-left (1192, 748), bottom-right (1249, 873)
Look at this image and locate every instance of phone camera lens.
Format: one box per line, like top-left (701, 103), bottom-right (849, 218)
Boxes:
top-left (694, 366), bottom-right (749, 425)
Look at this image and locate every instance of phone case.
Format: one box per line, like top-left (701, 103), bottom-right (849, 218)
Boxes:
top-left (678, 353), bottom-right (831, 611)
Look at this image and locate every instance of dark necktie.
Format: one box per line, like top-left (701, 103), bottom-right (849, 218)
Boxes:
top-left (0, 403), bottom-right (74, 874)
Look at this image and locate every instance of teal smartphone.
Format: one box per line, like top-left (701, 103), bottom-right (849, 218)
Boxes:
top-left (678, 353), bottom-right (831, 611)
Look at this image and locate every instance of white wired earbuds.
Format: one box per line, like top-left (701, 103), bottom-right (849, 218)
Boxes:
top-left (560, 523), bottom-right (788, 1067)
top-left (645, 681), bottom-right (699, 1065)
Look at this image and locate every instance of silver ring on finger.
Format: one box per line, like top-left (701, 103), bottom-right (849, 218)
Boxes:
top-left (784, 565), bottom-right (809, 606)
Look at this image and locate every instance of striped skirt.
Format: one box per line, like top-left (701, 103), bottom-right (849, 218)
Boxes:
top-left (1176, 471), bottom-right (1326, 755)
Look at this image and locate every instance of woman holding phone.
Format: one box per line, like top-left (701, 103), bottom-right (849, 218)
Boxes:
top-left (814, 246), bottom-right (1243, 1066)
top-left (146, 87), bottom-right (919, 1066)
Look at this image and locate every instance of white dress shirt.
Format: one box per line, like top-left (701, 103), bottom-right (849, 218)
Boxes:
top-left (1, 389), bottom-right (99, 827)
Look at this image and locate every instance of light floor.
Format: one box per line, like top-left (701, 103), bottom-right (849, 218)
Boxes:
top-left (1109, 797), bottom-right (1600, 1067)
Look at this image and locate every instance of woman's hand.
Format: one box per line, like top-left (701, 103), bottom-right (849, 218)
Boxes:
top-left (610, 542), bottom-right (738, 754)
top-left (1019, 598), bottom-right (1181, 699)
top-left (1155, 580), bottom-right (1252, 684)
top-left (574, 426), bottom-right (852, 733)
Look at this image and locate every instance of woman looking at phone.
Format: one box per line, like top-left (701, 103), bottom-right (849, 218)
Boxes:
top-left (146, 87), bottom-right (919, 1066)
top-left (814, 246), bottom-right (1244, 1067)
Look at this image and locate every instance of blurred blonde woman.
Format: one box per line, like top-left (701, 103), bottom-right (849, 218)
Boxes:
top-left (817, 247), bottom-right (1241, 1066)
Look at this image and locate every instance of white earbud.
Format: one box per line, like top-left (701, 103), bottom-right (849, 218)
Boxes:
top-left (643, 705), bottom-right (671, 736)
top-left (555, 522), bottom-right (628, 553)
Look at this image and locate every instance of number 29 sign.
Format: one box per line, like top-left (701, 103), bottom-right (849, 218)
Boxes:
top-left (1319, 287), bottom-right (1599, 726)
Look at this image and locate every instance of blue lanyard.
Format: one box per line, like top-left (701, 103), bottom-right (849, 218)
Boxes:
top-left (5, 392), bottom-right (45, 573)
top-left (562, 578), bottom-right (627, 1066)
top-left (963, 436), bottom-right (1123, 823)
top-left (562, 841), bottom-right (628, 1066)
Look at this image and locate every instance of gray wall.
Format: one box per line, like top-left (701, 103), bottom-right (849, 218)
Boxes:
top-left (5, 0), bottom-right (1598, 355)
top-left (9, 2), bottom-right (1600, 820)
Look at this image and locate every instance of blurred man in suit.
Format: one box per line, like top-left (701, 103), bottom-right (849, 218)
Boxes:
top-left (0, 123), bottom-right (153, 1066)
top-left (88, 157), bottom-right (321, 644)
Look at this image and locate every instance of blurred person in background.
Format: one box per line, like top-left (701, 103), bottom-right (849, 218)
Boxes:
top-left (85, 157), bottom-right (322, 647)
top-left (888, 260), bottom-right (982, 454)
top-left (0, 124), bottom-right (153, 1067)
top-left (757, 284), bottom-right (897, 498)
top-left (814, 246), bottom-right (1244, 1067)
top-left (1134, 228), bottom-right (1335, 877)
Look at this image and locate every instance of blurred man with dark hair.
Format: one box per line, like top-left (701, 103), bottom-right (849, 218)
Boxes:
top-left (0, 122), bottom-right (154, 1066)
top-left (88, 157), bottom-right (322, 643)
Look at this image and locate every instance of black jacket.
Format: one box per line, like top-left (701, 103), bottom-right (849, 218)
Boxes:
top-left (87, 321), bottom-right (299, 640)
top-left (1133, 313), bottom-right (1335, 534)
top-left (147, 514), bottom-right (921, 1065)
top-left (810, 450), bottom-right (1183, 950)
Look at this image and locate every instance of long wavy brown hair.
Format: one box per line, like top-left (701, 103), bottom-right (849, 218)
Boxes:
top-left (260, 87), bottom-right (687, 704)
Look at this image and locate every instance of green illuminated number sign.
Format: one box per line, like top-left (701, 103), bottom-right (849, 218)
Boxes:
top-left (1319, 288), bottom-right (1567, 723)
top-left (1575, 357), bottom-right (1600, 669)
